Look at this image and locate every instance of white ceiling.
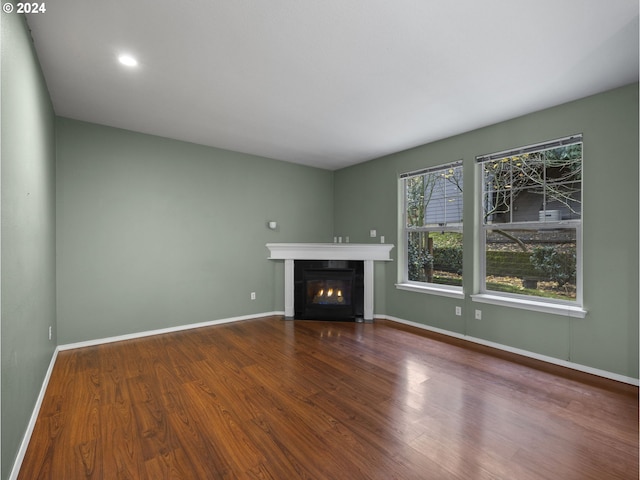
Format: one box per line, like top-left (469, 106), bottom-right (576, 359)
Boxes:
top-left (27, 0), bottom-right (638, 170)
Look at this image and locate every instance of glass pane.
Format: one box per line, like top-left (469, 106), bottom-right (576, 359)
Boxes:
top-left (424, 174), bottom-right (446, 225)
top-left (406, 176), bottom-right (424, 227)
top-left (513, 185), bottom-right (544, 222)
top-left (435, 166), bottom-right (463, 225)
top-left (485, 228), bottom-right (577, 301)
top-left (431, 232), bottom-right (463, 286)
top-left (482, 159), bottom-right (513, 223)
top-left (407, 231), bottom-right (431, 282)
top-left (406, 164), bottom-right (463, 228)
top-left (408, 231), bottom-right (463, 286)
top-left (516, 152), bottom-right (545, 182)
top-left (540, 181), bottom-right (582, 220)
top-left (543, 152), bottom-right (582, 220)
top-left (482, 145), bottom-right (582, 225)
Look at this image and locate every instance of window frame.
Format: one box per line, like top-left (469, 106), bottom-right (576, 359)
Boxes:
top-left (473, 135), bottom-right (586, 317)
top-left (397, 161), bottom-right (464, 298)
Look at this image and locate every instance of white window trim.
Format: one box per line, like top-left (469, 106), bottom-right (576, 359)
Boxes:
top-left (471, 293), bottom-right (587, 318)
top-left (476, 136), bottom-right (584, 311)
top-left (396, 282), bottom-right (465, 299)
top-left (397, 162), bottom-right (464, 298)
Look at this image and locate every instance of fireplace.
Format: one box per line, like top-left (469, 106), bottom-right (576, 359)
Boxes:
top-left (294, 260), bottom-right (364, 320)
top-left (266, 243), bottom-right (394, 322)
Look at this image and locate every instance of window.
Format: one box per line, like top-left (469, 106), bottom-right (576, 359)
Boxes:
top-left (399, 161), bottom-right (463, 294)
top-left (477, 135), bottom-right (582, 308)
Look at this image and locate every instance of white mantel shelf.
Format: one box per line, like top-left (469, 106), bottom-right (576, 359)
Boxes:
top-left (266, 243), bottom-right (394, 322)
top-left (266, 243), bottom-right (394, 261)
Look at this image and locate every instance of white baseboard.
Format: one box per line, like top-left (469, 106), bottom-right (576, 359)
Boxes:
top-left (378, 314), bottom-right (639, 386)
top-left (10, 348), bottom-right (59, 480)
top-left (58, 311), bottom-right (285, 351)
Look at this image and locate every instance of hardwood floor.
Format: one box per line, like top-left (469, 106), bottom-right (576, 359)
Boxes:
top-left (18, 316), bottom-right (638, 479)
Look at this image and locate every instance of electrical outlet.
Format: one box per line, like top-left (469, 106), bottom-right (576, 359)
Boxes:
top-left (369, 229), bottom-right (377, 237)
top-left (380, 235), bottom-right (385, 243)
top-left (48, 326), bottom-right (52, 340)
top-left (455, 306), bottom-right (462, 316)
top-left (250, 292), bottom-right (256, 300)
top-left (475, 309), bottom-right (482, 320)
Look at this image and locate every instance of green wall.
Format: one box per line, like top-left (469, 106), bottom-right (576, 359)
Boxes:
top-left (2, 15), bottom-right (637, 477)
top-left (1, 11), bottom-right (57, 479)
top-left (56, 118), bottom-right (334, 344)
top-left (334, 83), bottom-right (639, 379)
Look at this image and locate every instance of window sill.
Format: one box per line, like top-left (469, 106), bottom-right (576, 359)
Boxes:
top-left (471, 294), bottom-right (587, 318)
top-left (395, 283), bottom-right (465, 299)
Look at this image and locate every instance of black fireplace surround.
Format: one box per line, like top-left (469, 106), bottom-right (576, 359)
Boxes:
top-left (294, 260), bottom-right (364, 320)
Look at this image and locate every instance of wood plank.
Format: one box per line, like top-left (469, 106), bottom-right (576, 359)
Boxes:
top-left (18, 316), bottom-right (638, 479)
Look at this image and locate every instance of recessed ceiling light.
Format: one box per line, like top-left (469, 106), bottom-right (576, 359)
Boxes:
top-left (118, 54), bottom-right (138, 67)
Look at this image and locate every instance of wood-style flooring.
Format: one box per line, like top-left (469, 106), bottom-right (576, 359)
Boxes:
top-left (18, 316), bottom-right (639, 479)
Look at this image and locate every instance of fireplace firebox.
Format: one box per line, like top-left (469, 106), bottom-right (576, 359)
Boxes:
top-left (294, 260), bottom-right (364, 320)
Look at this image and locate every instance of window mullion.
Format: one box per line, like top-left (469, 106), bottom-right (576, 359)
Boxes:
top-left (509, 160), bottom-right (514, 224)
top-left (542, 150), bottom-right (547, 211)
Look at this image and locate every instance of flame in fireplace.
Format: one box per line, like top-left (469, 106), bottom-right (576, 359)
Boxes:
top-left (313, 287), bottom-right (344, 304)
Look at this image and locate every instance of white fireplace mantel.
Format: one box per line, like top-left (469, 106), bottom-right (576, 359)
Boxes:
top-left (266, 243), bottom-right (394, 321)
